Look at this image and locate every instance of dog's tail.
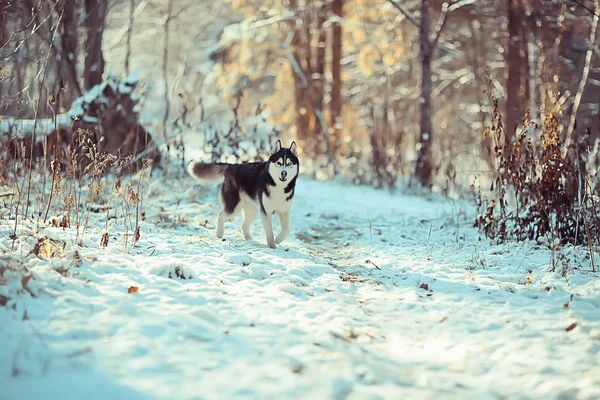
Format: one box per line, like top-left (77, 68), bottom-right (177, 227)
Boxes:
top-left (188, 162), bottom-right (230, 184)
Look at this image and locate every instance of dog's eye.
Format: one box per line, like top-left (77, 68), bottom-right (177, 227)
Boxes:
top-left (286, 162), bottom-right (293, 167)
top-left (276, 161), bottom-right (283, 166)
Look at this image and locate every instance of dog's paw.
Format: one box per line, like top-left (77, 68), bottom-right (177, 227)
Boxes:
top-left (267, 241), bottom-right (276, 249)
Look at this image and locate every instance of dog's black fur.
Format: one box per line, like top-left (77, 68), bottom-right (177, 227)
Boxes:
top-left (221, 162), bottom-right (273, 214)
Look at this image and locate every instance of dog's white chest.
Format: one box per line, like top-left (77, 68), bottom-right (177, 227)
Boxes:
top-left (263, 185), bottom-right (291, 213)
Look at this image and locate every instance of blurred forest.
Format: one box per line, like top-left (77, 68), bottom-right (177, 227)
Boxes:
top-left (1, 0), bottom-right (600, 246)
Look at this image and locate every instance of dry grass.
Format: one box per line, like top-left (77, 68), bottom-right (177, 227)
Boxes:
top-left (475, 92), bottom-right (599, 271)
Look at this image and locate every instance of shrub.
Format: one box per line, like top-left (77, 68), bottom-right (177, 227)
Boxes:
top-left (475, 94), bottom-right (600, 254)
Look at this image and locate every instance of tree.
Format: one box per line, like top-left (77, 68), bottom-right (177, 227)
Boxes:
top-left (506, 0), bottom-right (529, 142)
top-left (330, 0), bottom-right (343, 155)
top-left (59, 0), bottom-right (82, 107)
top-left (388, 0), bottom-right (475, 188)
top-left (416, 0), bottom-right (434, 188)
top-left (83, 0), bottom-right (107, 90)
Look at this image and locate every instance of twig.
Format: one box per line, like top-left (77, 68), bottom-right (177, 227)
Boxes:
top-left (43, 159), bottom-right (57, 224)
top-left (365, 259), bottom-right (381, 270)
top-left (162, 0), bottom-right (174, 148)
top-left (570, 0), bottom-right (600, 18)
top-left (22, 10), bottom-right (63, 223)
top-left (387, 0), bottom-right (420, 28)
top-left (431, 2), bottom-right (449, 45)
top-left (1, 0), bottom-right (60, 58)
top-left (426, 224), bottom-right (433, 246)
top-left (431, 1), bottom-right (475, 45)
top-left (106, 0), bottom-right (147, 51)
top-left (280, 31), bottom-right (308, 88)
top-left (582, 197), bottom-right (595, 273)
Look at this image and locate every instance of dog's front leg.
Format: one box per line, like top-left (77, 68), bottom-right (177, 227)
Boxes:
top-left (275, 211), bottom-right (290, 244)
top-left (260, 211), bottom-right (276, 249)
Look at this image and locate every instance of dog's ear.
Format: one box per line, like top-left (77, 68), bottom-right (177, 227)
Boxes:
top-left (290, 141), bottom-right (298, 157)
top-left (273, 140), bottom-right (282, 154)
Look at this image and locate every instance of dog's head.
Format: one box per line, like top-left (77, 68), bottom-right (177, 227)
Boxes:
top-left (268, 140), bottom-right (299, 184)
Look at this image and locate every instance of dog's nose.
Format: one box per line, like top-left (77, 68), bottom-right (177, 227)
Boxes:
top-left (281, 171), bottom-right (288, 178)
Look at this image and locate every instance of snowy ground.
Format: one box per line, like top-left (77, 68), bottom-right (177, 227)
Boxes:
top-left (1, 172), bottom-right (599, 399)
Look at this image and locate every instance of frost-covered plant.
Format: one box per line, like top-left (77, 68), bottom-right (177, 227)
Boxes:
top-left (475, 93), bottom-right (600, 263)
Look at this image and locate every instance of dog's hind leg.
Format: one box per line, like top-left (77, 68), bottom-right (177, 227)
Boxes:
top-left (217, 180), bottom-right (241, 239)
top-left (275, 211), bottom-right (290, 244)
top-left (260, 211), bottom-right (276, 249)
top-left (216, 206), bottom-right (242, 238)
top-left (242, 202), bottom-right (258, 240)
top-left (216, 210), bottom-right (227, 238)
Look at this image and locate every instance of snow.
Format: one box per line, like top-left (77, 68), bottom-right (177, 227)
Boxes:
top-left (0, 114), bottom-right (72, 141)
top-left (1, 173), bottom-right (599, 399)
top-left (0, 74), bottom-right (141, 143)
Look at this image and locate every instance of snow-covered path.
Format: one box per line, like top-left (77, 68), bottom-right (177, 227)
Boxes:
top-left (1, 176), bottom-right (599, 399)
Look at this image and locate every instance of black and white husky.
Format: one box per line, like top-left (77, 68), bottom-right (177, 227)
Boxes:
top-left (188, 141), bottom-right (299, 248)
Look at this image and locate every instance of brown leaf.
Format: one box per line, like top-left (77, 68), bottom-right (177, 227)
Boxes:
top-left (127, 286), bottom-right (139, 294)
top-left (100, 232), bottom-right (109, 248)
top-left (419, 283), bottom-right (429, 291)
top-left (439, 316), bottom-right (448, 323)
top-left (21, 274), bottom-right (33, 289)
top-left (292, 365), bottom-right (303, 374)
top-left (566, 322), bottom-right (577, 332)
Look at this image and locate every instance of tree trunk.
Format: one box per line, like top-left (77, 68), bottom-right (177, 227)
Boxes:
top-left (330, 0), bottom-right (343, 156)
top-left (312, 3), bottom-right (327, 142)
top-left (506, 0), bottom-right (529, 143)
top-left (125, 0), bottom-right (136, 75)
top-left (84, 0), bottom-right (107, 90)
top-left (289, 0), bottom-right (312, 147)
top-left (60, 0), bottom-right (81, 106)
top-left (415, 0), bottom-right (433, 188)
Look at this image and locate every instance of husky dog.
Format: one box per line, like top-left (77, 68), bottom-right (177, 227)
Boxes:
top-left (188, 141), bottom-right (299, 248)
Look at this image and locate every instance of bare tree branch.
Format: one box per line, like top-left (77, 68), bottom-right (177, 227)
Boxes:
top-left (1, 0), bottom-right (60, 59)
top-left (387, 0), bottom-right (467, 59)
top-left (448, 0), bottom-right (477, 12)
top-left (387, 0), bottom-right (420, 28)
top-left (24, 9), bottom-right (63, 219)
top-left (570, 0), bottom-right (600, 18)
top-left (278, 31), bottom-right (309, 89)
top-left (0, 0), bottom-right (44, 52)
top-left (431, 2), bottom-right (449, 45)
top-left (106, 0), bottom-right (147, 51)
top-left (431, 0), bottom-right (476, 45)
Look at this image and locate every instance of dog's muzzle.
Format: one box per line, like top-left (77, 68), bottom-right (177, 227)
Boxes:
top-left (280, 171), bottom-right (288, 182)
